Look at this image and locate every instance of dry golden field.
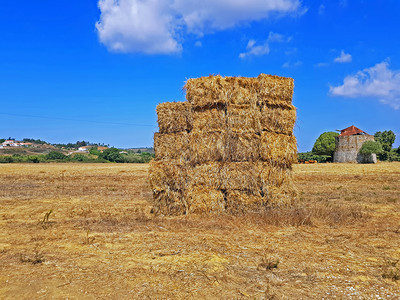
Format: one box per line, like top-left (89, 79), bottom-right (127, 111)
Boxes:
top-left (0, 162), bottom-right (399, 299)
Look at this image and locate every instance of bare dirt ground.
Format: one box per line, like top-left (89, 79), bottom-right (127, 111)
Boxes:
top-left (0, 162), bottom-right (399, 299)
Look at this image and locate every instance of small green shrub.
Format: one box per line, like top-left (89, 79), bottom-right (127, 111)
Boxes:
top-left (71, 154), bottom-right (90, 162)
top-left (0, 156), bottom-right (13, 163)
top-left (359, 141), bottom-right (383, 155)
top-left (46, 151), bottom-right (67, 161)
top-left (388, 149), bottom-right (400, 162)
top-left (25, 155), bottom-right (43, 163)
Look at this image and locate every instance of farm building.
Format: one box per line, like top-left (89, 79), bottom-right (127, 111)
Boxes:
top-left (333, 125), bottom-right (376, 163)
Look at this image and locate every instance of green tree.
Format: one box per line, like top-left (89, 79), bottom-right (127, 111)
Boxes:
top-left (26, 155), bottom-right (41, 163)
top-left (46, 151), bottom-right (67, 161)
top-left (374, 131), bottom-right (396, 152)
top-left (23, 138), bottom-right (47, 145)
top-left (76, 141), bottom-right (88, 147)
top-left (71, 154), bottom-right (89, 162)
top-left (100, 147), bottom-right (124, 163)
top-left (374, 130), bottom-right (396, 161)
top-left (359, 141), bottom-right (383, 155)
top-left (388, 149), bottom-right (400, 162)
top-left (312, 132), bottom-right (339, 158)
top-left (89, 147), bottom-right (102, 156)
top-left (0, 138), bottom-right (5, 143)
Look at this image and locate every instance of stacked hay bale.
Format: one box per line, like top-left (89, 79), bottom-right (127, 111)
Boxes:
top-left (149, 74), bottom-right (297, 215)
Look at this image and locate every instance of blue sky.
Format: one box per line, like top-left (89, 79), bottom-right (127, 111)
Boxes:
top-left (1, 0), bottom-right (399, 151)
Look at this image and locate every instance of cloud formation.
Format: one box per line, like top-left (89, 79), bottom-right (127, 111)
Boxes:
top-left (239, 32), bottom-right (290, 59)
top-left (330, 61), bottom-right (400, 109)
top-left (282, 60), bottom-right (302, 68)
top-left (96, 0), bottom-right (303, 54)
top-left (334, 50), bottom-right (352, 63)
top-left (239, 40), bottom-right (270, 59)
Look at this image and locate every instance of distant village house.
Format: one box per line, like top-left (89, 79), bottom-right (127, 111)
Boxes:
top-left (78, 146), bottom-right (90, 152)
top-left (1, 139), bottom-right (33, 148)
top-left (77, 146), bottom-right (108, 153)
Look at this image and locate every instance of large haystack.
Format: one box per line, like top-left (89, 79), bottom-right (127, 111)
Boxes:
top-left (149, 74), bottom-right (297, 215)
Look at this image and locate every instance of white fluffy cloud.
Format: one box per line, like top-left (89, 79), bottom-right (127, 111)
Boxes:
top-left (239, 32), bottom-right (290, 59)
top-left (96, 0), bottom-right (181, 54)
top-left (330, 61), bottom-right (400, 109)
top-left (334, 50), bottom-right (352, 63)
top-left (96, 0), bottom-right (303, 54)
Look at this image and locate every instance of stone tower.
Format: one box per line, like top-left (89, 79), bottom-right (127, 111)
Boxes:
top-left (333, 125), bottom-right (375, 163)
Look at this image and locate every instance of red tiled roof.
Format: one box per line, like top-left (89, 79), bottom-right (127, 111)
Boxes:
top-left (339, 125), bottom-right (368, 137)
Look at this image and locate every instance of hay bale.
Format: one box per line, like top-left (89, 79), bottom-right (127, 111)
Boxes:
top-left (258, 74), bottom-right (294, 106)
top-left (259, 162), bottom-right (292, 189)
top-left (226, 104), bottom-right (261, 133)
top-left (192, 106), bottom-right (226, 132)
top-left (220, 162), bottom-right (260, 193)
top-left (152, 190), bottom-right (187, 215)
top-left (225, 77), bottom-right (259, 106)
top-left (227, 132), bottom-right (261, 162)
top-left (156, 102), bottom-right (192, 133)
top-left (261, 104), bottom-right (296, 135)
top-left (185, 186), bottom-right (225, 214)
top-left (189, 130), bottom-right (227, 164)
top-left (225, 190), bottom-right (263, 214)
top-left (260, 132), bottom-right (297, 166)
top-left (185, 74), bottom-right (294, 107)
top-left (149, 159), bottom-right (190, 192)
top-left (184, 75), bottom-right (229, 107)
top-left (154, 132), bottom-right (189, 161)
top-left (189, 162), bottom-right (223, 189)
top-left (150, 73), bottom-right (297, 215)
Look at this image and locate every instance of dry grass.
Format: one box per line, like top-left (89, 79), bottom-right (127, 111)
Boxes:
top-left (1, 162), bottom-right (400, 298)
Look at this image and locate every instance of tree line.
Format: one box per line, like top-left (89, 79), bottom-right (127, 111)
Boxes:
top-left (0, 147), bottom-right (154, 164)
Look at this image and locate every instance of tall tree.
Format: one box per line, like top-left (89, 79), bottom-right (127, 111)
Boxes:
top-left (374, 130), bottom-right (396, 152)
top-left (100, 147), bottom-right (124, 163)
top-left (312, 131), bottom-right (339, 158)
